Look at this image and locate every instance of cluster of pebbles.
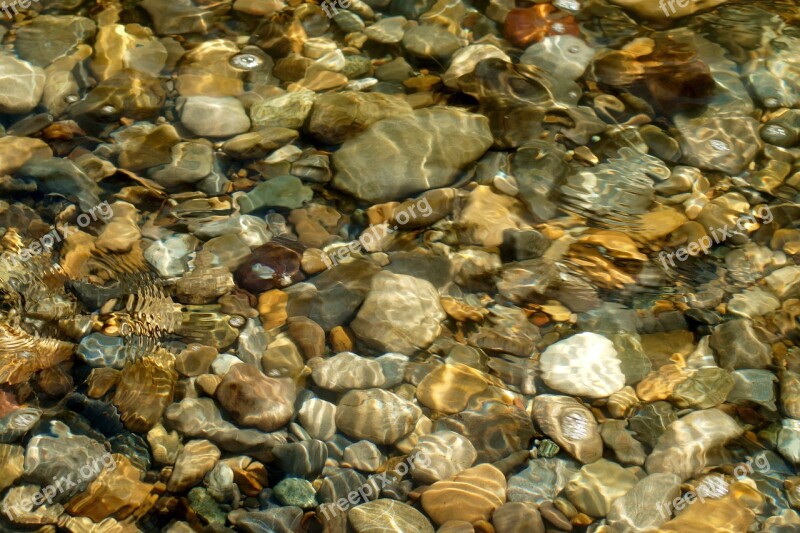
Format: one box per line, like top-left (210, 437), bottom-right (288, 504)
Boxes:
top-left (0, 0), bottom-right (799, 532)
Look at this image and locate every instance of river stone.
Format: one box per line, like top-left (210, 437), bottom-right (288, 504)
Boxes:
top-left (14, 15), bottom-right (97, 67)
top-left (274, 478), bottom-right (317, 509)
top-left (306, 91), bottom-right (413, 145)
top-left (272, 440), bottom-right (328, 477)
top-left (310, 352), bottom-right (386, 392)
top-left (409, 430), bottom-right (477, 484)
top-left (0, 54), bottom-right (45, 113)
top-left (492, 502), bottom-right (544, 533)
top-left (607, 473), bottom-right (682, 532)
top-left (237, 175), bottom-right (313, 212)
top-left (539, 332), bottom-right (625, 398)
top-left (297, 398), bottom-right (337, 440)
top-left (332, 107), bottom-right (492, 203)
top-left (532, 395), bottom-right (602, 464)
top-left (415, 363), bottom-right (489, 414)
top-left (421, 463), bottom-right (506, 525)
top-left (250, 89), bottom-right (317, 128)
top-left (709, 319), bottom-right (772, 369)
top-left (149, 142), bottom-right (213, 187)
top-left (76, 333), bottom-right (128, 369)
top-left (351, 271), bottom-right (445, 355)
top-left (335, 388), bottom-right (421, 445)
top-left (564, 458), bottom-right (638, 517)
top-left (443, 44), bottom-right (511, 88)
top-left (645, 408), bottom-right (744, 481)
top-left (402, 25), bottom-right (463, 60)
top-left (180, 96), bottom-right (250, 137)
top-left (343, 440), bottom-right (384, 472)
top-left (164, 397), bottom-right (283, 455)
top-left (608, 0), bottom-right (728, 20)
top-left (507, 457), bottom-right (579, 505)
top-left (167, 439), bottom-right (221, 492)
top-left (215, 363), bottom-right (295, 432)
top-left (0, 136), bottom-right (52, 176)
top-left (349, 499), bottom-right (434, 533)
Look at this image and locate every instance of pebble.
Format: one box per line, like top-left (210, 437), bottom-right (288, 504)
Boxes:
top-left (415, 363), bottom-right (489, 414)
top-left (709, 319), bottom-right (772, 369)
top-left (215, 363), bottom-right (295, 432)
top-left (250, 89), bottom-right (317, 128)
top-left (273, 478), bottom-right (317, 509)
top-left (539, 332), bottom-right (626, 398)
top-left (167, 439), bottom-right (221, 492)
top-left (409, 430), bottom-right (477, 483)
top-left (645, 408), bottom-right (744, 480)
top-left (297, 398), bottom-right (337, 441)
top-left (311, 352), bottom-right (386, 392)
top-left (332, 108), bottom-right (492, 203)
top-left (335, 388), bottom-right (421, 445)
top-left (607, 473), bottom-right (682, 532)
top-left (507, 457), bottom-right (578, 505)
top-left (564, 458), bottom-right (638, 517)
top-left (180, 96), bottom-right (251, 137)
top-left (532, 395), bottom-right (602, 464)
top-left (343, 440), bottom-right (384, 472)
top-left (349, 499), bottom-right (434, 533)
top-left (0, 54), bottom-right (46, 113)
top-left (492, 502), bottom-right (545, 533)
top-left (272, 439), bottom-right (328, 477)
top-left (421, 463), bottom-right (506, 525)
top-left (351, 271), bottom-right (445, 355)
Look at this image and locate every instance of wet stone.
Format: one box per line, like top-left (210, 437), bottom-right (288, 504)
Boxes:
top-left (539, 332), bottom-right (625, 398)
top-left (532, 395), bottom-right (602, 464)
top-left (273, 439), bottom-right (328, 477)
top-left (351, 271), bottom-right (445, 355)
top-left (215, 363), bottom-right (295, 432)
top-left (349, 499), bottom-right (434, 533)
top-left (565, 459), bottom-right (638, 517)
top-left (311, 351), bottom-right (386, 392)
top-left (507, 457), bottom-right (579, 505)
top-left (273, 478), bottom-right (317, 509)
top-left (180, 96), bottom-right (250, 137)
top-left (0, 54), bottom-right (46, 114)
top-left (343, 440), bottom-right (383, 472)
top-left (409, 430), bottom-right (477, 483)
top-left (332, 107), bottom-right (492, 203)
top-left (710, 319), bottom-right (772, 370)
top-left (335, 388), bottom-right (421, 445)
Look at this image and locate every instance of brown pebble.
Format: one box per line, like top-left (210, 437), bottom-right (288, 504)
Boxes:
top-left (330, 326), bottom-right (355, 352)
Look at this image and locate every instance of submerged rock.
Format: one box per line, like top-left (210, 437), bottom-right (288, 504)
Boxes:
top-left (351, 271), bottom-right (445, 355)
top-left (645, 408), bottom-right (744, 480)
top-left (332, 107), bottom-right (492, 203)
top-left (539, 332), bottom-right (625, 398)
top-left (0, 54), bottom-right (45, 113)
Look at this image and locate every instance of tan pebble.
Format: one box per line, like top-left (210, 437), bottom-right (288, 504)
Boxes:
top-left (258, 289), bottom-right (288, 330)
top-left (330, 326), bottom-right (354, 352)
top-left (421, 463), bottom-right (506, 525)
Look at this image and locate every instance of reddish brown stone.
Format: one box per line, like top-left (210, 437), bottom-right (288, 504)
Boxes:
top-left (503, 4), bottom-right (580, 48)
top-left (235, 238), bottom-right (305, 294)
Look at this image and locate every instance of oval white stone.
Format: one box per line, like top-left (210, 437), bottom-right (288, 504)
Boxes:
top-left (539, 332), bottom-right (625, 398)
